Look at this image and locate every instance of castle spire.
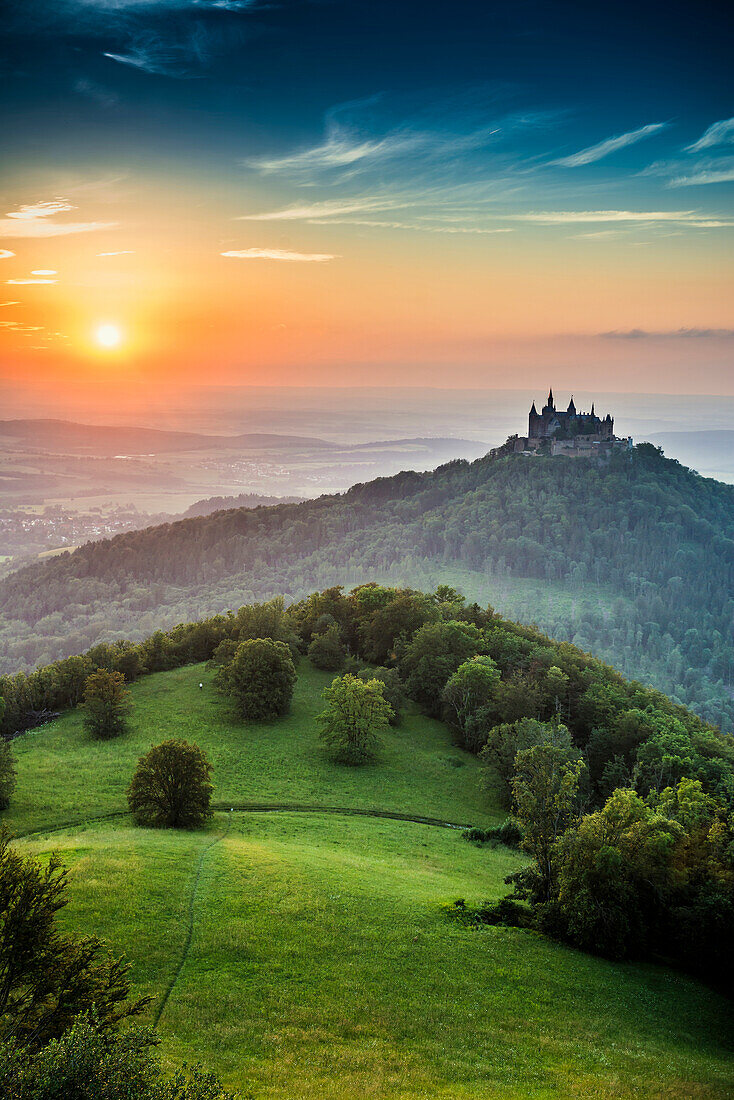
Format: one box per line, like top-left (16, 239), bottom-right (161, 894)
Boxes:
top-left (530, 401), bottom-right (538, 415)
top-left (591, 402), bottom-right (595, 416)
top-left (567, 395), bottom-right (576, 414)
top-left (547, 387), bottom-right (554, 407)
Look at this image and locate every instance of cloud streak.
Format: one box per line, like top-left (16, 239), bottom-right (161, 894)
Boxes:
top-left (553, 123), bottom-right (668, 167)
top-left (505, 209), bottom-right (734, 227)
top-left (0, 219), bottom-right (117, 238)
top-left (6, 199), bottom-right (75, 219)
top-left (686, 117), bottom-right (734, 153)
top-left (221, 248), bottom-right (338, 262)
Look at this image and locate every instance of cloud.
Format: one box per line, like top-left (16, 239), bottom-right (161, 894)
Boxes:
top-left (669, 165), bottom-right (734, 187)
top-left (0, 219), bottom-right (116, 238)
top-left (686, 117), bottom-right (734, 153)
top-left (74, 77), bottom-right (120, 109)
top-left (97, 249), bottom-right (135, 255)
top-left (0, 301), bottom-right (20, 306)
top-left (221, 248), bottom-right (337, 262)
top-left (6, 199), bottom-right (75, 219)
top-left (552, 123), bottom-right (668, 167)
top-left (103, 26), bottom-right (211, 76)
top-left (6, 278), bottom-right (58, 285)
top-left (31, 269), bottom-right (58, 275)
top-left (239, 198), bottom-right (408, 221)
top-left (0, 250), bottom-right (15, 259)
top-left (600, 327), bottom-right (734, 339)
top-left (506, 209), bottom-right (734, 227)
top-left (307, 217), bottom-right (514, 235)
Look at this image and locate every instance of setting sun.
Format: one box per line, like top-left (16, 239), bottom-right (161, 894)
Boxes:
top-left (95, 323), bottom-right (123, 350)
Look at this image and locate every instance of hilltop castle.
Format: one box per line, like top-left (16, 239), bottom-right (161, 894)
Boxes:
top-left (491, 390), bottom-right (631, 460)
top-left (529, 389), bottom-right (614, 441)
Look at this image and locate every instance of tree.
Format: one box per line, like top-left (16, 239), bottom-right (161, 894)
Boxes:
top-left (82, 670), bottom-right (131, 741)
top-left (0, 743), bottom-right (16, 812)
top-left (480, 718), bottom-right (575, 803)
top-left (356, 666), bottom-right (405, 725)
top-left (218, 638), bottom-right (296, 721)
top-left (317, 674), bottom-right (393, 765)
top-left (0, 1012), bottom-right (238, 1099)
top-left (0, 833), bottom-right (146, 1050)
top-left (127, 740), bottom-right (213, 828)
top-left (441, 656), bottom-right (500, 749)
top-left (307, 624), bottom-right (346, 671)
top-left (399, 620), bottom-right (489, 716)
top-left (511, 744), bottom-right (585, 902)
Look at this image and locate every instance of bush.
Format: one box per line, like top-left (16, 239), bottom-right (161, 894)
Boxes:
top-left (317, 673), bottom-right (393, 765)
top-left (218, 638), bottom-right (296, 721)
top-left (0, 743), bottom-right (16, 811)
top-left (461, 818), bottom-right (522, 849)
top-left (82, 670), bottom-right (131, 740)
top-left (0, 1012), bottom-right (240, 1099)
top-left (442, 897), bottom-right (535, 929)
top-left (127, 740), bottom-right (213, 828)
top-left (0, 833), bottom-right (146, 1050)
top-left (307, 625), bottom-right (346, 671)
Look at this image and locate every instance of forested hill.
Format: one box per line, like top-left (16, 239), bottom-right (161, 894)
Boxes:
top-left (1, 443), bottom-right (733, 730)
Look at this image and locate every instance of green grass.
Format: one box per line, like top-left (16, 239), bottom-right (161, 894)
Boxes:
top-left (7, 664), bottom-right (734, 1098)
top-left (8, 664), bottom-right (494, 836)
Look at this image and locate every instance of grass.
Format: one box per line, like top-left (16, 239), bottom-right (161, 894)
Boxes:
top-left (7, 664), bottom-right (734, 1098)
top-left (8, 663), bottom-right (493, 836)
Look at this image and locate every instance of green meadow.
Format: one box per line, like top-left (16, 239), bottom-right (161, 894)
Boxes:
top-left (7, 666), bottom-right (734, 1098)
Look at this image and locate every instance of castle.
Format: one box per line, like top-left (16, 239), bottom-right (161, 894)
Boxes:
top-left (528, 389), bottom-right (614, 441)
top-left (491, 390), bottom-right (631, 459)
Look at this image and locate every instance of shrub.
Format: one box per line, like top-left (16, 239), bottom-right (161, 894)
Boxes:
top-left (218, 639), bottom-right (296, 721)
top-left (317, 673), bottom-right (393, 765)
top-left (82, 670), bottom-right (131, 741)
top-left (127, 740), bottom-right (213, 828)
top-left (0, 1012), bottom-right (239, 1099)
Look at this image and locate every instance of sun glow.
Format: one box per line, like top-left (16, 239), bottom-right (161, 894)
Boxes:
top-left (95, 322), bottom-right (123, 349)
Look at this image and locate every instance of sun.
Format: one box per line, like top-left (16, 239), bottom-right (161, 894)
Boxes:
top-left (95, 322), bottom-right (123, 349)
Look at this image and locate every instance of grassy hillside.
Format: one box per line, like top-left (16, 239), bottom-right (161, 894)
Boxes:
top-left (6, 665), bottom-right (733, 1098)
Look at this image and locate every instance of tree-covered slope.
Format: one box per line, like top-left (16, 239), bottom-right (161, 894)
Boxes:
top-left (1, 443), bottom-right (733, 729)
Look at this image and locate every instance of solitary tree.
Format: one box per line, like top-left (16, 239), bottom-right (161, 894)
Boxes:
top-left (0, 832), bottom-right (146, 1050)
top-left (317, 673), bottom-right (393, 765)
top-left (127, 740), bottom-right (213, 828)
top-left (82, 670), bottom-right (131, 740)
top-left (0, 742), bottom-right (16, 811)
top-left (441, 655), bottom-right (500, 747)
top-left (219, 638), bottom-right (296, 720)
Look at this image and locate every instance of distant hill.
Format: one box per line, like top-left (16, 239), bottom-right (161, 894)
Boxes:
top-left (0, 442), bottom-right (732, 730)
top-left (0, 419), bottom-right (334, 456)
top-left (648, 430), bottom-right (734, 482)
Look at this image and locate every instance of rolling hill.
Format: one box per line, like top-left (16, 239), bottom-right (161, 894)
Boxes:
top-left (0, 443), bottom-right (732, 730)
top-left (8, 663), bottom-right (734, 1098)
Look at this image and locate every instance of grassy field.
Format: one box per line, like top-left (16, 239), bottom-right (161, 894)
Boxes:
top-left (6, 664), bottom-right (734, 1098)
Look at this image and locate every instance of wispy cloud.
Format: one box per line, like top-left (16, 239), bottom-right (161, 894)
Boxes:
top-left (686, 117), bottom-right (734, 153)
top-left (553, 123), bottom-right (669, 167)
top-left (0, 219), bottom-right (116, 238)
top-left (97, 249), bottom-right (135, 255)
top-left (669, 165), bottom-right (734, 187)
top-left (506, 209), bottom-right (734, 227)
top-left (0, 250), bottom-right (15, 260)
top-left (31, 269), bottom-right (58, 275)
top-left (103, 26), bottom-right (210, 76)
top-left (6, 199), bottom-right (75, 219)
top-left (239, 198), bottom-right (408, 221)
top-left (0, 301), bottom-right (20, 307)
top-left (600, 327), bottom-right (734, 339)
top-left (6, 278), bottom-right (58, 285)
top-left (221, 248), bottom-right (338, 262)
top-left (307, 217), bottom-right (514, 235)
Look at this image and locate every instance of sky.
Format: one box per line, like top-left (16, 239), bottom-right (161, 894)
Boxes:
top-left (1, 0), bottom-right (733, 399)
